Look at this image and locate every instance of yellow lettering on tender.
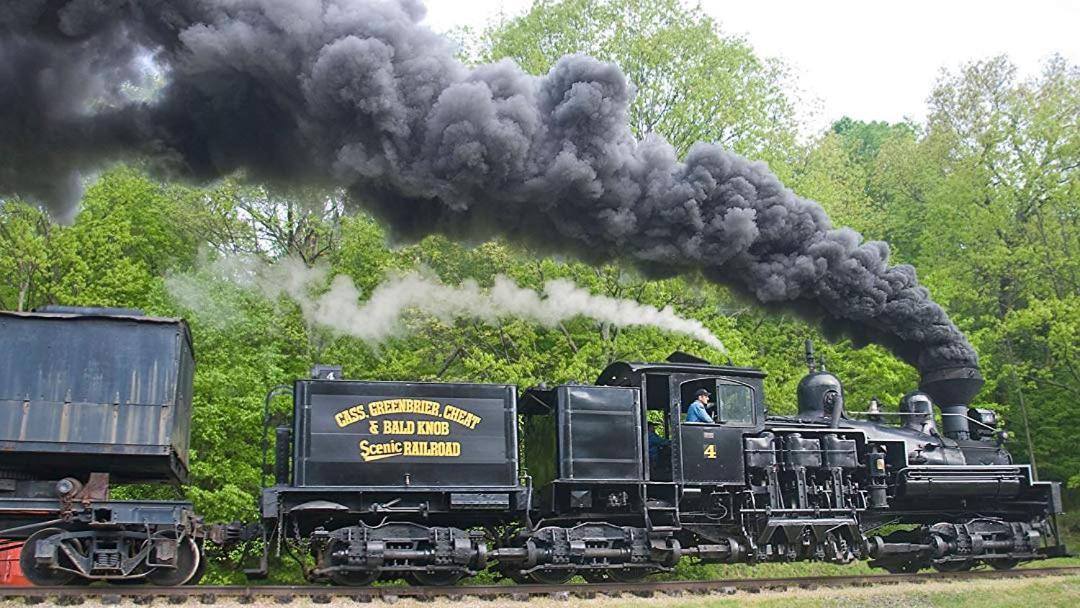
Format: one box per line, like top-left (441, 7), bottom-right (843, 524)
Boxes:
top-left (358, 439), bottom-right (403, 461)
top-left (367, 399), bottom-right (442, 418)
top-left (416, 420), bottom-right (450, 436)
top-left (403, 441), bottom-right (461, 457)
top-left (381, 420), bottom-right (416, 435)
top-left (442, 405), bottom-right (482, 430)
top-left (335, 404), bottom-right (368, 428)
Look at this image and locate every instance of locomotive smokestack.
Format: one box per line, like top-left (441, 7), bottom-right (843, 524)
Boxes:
top-left (918, 366), bottom-right (984, 440)
top-left (0, 0), bottom-right (978, 374)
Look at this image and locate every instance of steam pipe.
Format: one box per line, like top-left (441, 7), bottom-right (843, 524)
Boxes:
top-left (804, 339), bottom-right (816, 373)
top-left (829, 395), bottom-right (844, 429)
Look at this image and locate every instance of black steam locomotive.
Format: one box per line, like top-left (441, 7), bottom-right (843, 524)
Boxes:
top-left (0, 308), bottom-right (1066, 586)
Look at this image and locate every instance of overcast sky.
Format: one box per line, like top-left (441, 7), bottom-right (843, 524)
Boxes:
top-left (423, 0), bottom-right (1080, 132)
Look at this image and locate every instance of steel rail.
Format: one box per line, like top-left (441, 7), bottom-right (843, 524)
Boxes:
top-left (2, 566), bottom-right (1077, 603)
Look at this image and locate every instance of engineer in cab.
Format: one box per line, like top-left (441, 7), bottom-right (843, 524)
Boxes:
top-left (686, 388), bottom-right (714, 423)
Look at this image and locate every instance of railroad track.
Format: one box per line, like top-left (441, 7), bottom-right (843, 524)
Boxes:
top-left (3, 567), bottom-right (1078, 604)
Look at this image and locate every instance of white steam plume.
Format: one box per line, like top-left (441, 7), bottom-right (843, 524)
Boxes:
top-left (168, 255), bottom-right (726, 353)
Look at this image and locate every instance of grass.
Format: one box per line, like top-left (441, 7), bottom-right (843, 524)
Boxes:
top-left (6, 573), bottom-right (1072, 607)
top-left (364, 575), bottom-right (1080, 608)
top-left (653, 554), bottom-right (1080, 583)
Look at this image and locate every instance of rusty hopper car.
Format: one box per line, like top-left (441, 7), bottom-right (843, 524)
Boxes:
top-left (0, 308), bottom-right (208, 586)
top-left (0, 307), bottom-right (194, 483)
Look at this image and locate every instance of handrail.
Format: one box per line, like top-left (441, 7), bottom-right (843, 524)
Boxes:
top-left (260, 385), bottom-right (292, 490)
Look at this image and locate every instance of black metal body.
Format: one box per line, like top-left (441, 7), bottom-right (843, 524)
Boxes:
top-left (258, 379), bottom-right (527, 583)
top-left (291, 380), bottom-right (519, 488)
top-left (253, 354), bottom-right (1065, 585)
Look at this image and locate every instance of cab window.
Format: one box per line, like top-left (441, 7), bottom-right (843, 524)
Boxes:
top-left (679, 379), bottom-right (755, 425)
top-left (716, 382), bottom-right (754, 425)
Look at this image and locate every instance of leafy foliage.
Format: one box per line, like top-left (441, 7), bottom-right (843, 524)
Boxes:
top-left (0, 0), bottom-right (1077, 582)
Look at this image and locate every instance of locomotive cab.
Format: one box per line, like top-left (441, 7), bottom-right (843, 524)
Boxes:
top-left (594, 356), bottom-right (766, 486)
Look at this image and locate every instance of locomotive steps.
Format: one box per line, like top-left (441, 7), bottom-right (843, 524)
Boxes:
top-left (1, 566), bottom-right (1077, 604)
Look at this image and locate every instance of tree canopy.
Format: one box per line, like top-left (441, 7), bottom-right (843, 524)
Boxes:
top-left (1, 0), bottom-right (1077, 579)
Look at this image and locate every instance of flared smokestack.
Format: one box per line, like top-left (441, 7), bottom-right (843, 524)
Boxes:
top-left (919, 366), bottom-right (984, 440)
top-left (0, 0), bottom-right (977, 373)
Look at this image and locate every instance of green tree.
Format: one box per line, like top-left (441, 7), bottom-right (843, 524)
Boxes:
top-left (477, 0), bottom-right (799, 165)
top-left (870, 56), bottom-right (1080, 483)
top-left (0, 199), bottom-right (59, 311)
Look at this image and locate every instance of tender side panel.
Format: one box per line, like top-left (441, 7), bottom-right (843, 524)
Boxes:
top-left (294, 380), bottom-right (518, 488)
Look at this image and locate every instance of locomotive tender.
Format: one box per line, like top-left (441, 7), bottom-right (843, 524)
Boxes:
top-left (0, 308), bottom-right (1066, 586)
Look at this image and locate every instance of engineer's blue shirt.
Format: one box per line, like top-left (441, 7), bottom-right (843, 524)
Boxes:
top-left (647, 431), bottom-right (670, 461)
top-left (686, 401), bottom-right (713, 423)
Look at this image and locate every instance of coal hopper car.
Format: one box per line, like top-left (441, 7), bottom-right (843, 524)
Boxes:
top-left (0, 307), bottom-right (210, 586)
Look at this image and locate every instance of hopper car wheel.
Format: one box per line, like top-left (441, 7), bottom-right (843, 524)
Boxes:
top-left (528, 569), bottom-right (576, 584)
top-left (989, 558), bottom-right (1019, 571)
top-left (108, 577), bottom-right (147, 585)
top-left (20, 528), bottom-right (78, 586)
top-left (145, 534), bottom-right (200, 586)
top-left (933, 560), bottom-right (972, 573)
top-left (409, 571), bottom-right (465, 586)
top-left (186, 549), bottom-right (208, 585)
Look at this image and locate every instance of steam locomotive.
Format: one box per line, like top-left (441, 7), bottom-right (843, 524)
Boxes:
top-left (0, 308), bottom-right (1066, 586)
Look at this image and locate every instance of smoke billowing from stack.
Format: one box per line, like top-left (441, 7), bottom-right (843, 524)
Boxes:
top-left (0, 0), bottom-right (976, 373)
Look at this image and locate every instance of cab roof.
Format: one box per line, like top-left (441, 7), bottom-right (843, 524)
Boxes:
top-left (597, 360), bottom-right (766, 386)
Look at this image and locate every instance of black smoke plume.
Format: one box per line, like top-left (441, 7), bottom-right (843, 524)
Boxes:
top-left (0, 0), bottom-right (976, 372)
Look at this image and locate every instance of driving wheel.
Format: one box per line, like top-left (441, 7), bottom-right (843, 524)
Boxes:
top-left (323, 538), bottom-right (378, 586)
top-left (409, 570), bottom-right (465, 586)
top-left (608, 567), bottom-right (650, 582)
top-left (528, 568), bottom-right (575, 584)
top-left (933, 560), bottom-right (973, 573)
